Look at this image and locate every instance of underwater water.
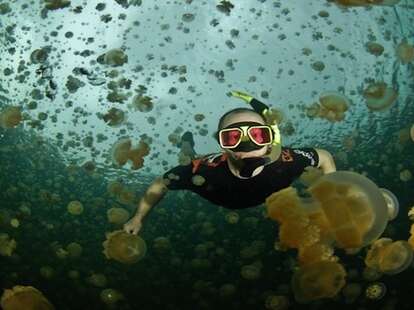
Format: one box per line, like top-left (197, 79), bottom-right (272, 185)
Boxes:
top-left (1, 0), bottom-right (414, 309)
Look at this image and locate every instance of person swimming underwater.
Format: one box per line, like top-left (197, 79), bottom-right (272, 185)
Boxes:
top-left (124, 90), bottom-right (336, 235)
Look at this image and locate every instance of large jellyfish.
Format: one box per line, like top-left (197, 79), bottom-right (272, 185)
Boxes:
top-left (365, 238), bottom-right (413, 275)
top-left (0, 106), bottom-right (22, 129)
top-left (291, 261), bottom-right (346, 303)
top-left (363, 82), bottom-right (398, 112)
top-left (0, 286), bottom-right (54, 310)
top-left (103, 230), bottom-right (147, 264)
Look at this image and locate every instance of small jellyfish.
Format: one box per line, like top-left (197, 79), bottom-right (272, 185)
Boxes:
top-left (225, 211), bottom-right (239, 224)
top-left (366, 42), bottom-right (384, 56)
top-left (365, 282), bottom-right (386, 300)
top-left (396, 40), bottom-right (414, 64)
top-left (292, 261), bottom-right (346, 303)
top-left (87, 273), bottom-right (107, 288)
top-left (363, 82), bottom-right (398, 112)
top-left (107, 207), bottom-right (130, 225)
top-left (104, 49), bottom-right (128, 67)
top-left (0, 106), bottom-right (22, 129)
top-left (67, 200), bottom-right (83, 215)
top-left (192, 175), bottom-right (205, 186)
top-left (102, 108), bottom-right (126, 127)
top-left (265, 295), bottom-right (289, 310)
top-left (103, 230), bottom-right (147, 264)
top-left (44, 0), bottom-right (71, 10)
top-left (153, 236), bottom-right (171, 253)
top-left (131, 95), bottom-right (154, 112)
top-left (66, 242), bottom-right (82, 258)
top-left (318, 92), bottom-right (349, 122)
top-left (241, 262), bottom-right (262, 280)
top-left (410, 124), bottom-right (414, 142)
top-left (399, 169), bottom-right (412, 182)
top-left (0, 233), bottom-right (16, 257)
top-left (0, 285), bottom-right (54, 310)
top-left (100, 288), bottom-right (123, 305)
top-left (380, 188), bottom-right (399, 220)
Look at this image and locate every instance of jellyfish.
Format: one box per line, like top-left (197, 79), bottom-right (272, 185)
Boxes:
top-left (107, 181), bottom-right (123, 196)
top-left (107, 208), bottom-right (130, 225)
top-left (291, 261), bottom-right (346, 303)
top-left (192, 175), bottom-right (205, 186)
top-left (219, 284), bottom-right (236, 297)
top-left (67, 200), bottom-right (83, 215)
top-left (399, 169), bottom-right (412, 182)
top-left (102, 108), bottom-right (126, 127)
top-left (241, 262), bottom-right (262, 280)
top-left (317, 92), bottom-right (349, 122)
top-left (118, 189), bottom-right (135, 205)
top-left (0, 106), bottom-right (22, 129)
top-left (365, 238), bottom-right (413, 275)
top-left (366, 42), bottom-right (384, 56)
top-left (410, 124), bottom-right (414, 142)
top-left (0, 233), bottom-right (16, 257)
top-left (100, 288), bottom-right (123, 305)
top-left (363, 82), bottom-right (398, 111)
top-left (265, 295), bottom-right (289, 310)
top-left (153, 237), bottom-right (171, 253)
top-left (131, 95), bottom-right (154, 112)
top-left (0, 286), bottom-right (54, 310)
top-left (103, 49), bottom-right (128, 67)
top-left (102, 230), bottom-right (147, 264)
top-left (396, 40), bottom-right (414, 64)
top-left (111, 138), bottom-right (150, 170)
top-left (66, 242), bottom-right (82, 258)
top-left (40, 266), bottom-right (54, 279)
top-left (87, 273), bottom-right (107, 288)
top-left (30, 48), bottom-right (49, 64)
top-left (225, 211), bottom-right (240, 224)
top-left (380, 188), bottom-right (399, 220)
top-left (365, 282), bottom-right (386, 300)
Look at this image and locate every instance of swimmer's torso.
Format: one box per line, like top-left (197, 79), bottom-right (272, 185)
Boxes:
top-left (163, 147), bottom-right (319, 209)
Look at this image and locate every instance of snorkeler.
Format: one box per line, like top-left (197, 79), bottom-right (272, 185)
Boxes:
top-left (124, 91), bottom-right (336, 235)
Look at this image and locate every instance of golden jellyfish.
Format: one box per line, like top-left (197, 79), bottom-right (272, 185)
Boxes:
top-left (410, 124), bottom-right (414, 142)
top-left (0, 233), bottom-right (16, 257)
top-left (380, 188), bottom-right (399, 220)
top-left (363, 82), bottom-right (398, 112)
top-left (291, 261), bottom-right (346, 303)
top-left (225, 211), bottom-right (239, 224)
top-left (104, 49), bottom-right (128, 67)
top-left (0, 106), bottom-right (22, 129)
top-left (131, 95), bottom-right (154, 112)
top-left (87, 273), bottom-right (108, 288)
top-left (102, 107), bottom-right (126, 127)
top-left (111, 138), bottom-right (150, 170)
top-left (103, 230), bottom-right (147, 264)
top-left (67, 200), bottom-right (83, 215)
top-left (265, 295), bottom-right (289, 310)
top-left (365, 42), bottom-right (384, 56)
top-left (396, 40), bottom-right (414, 64)
top-left (365, 282), bottom-right (386, 300)
top-left (192, 175), bottom-right (205, 186)
top-left (365, 238), bottom-right (413, 275)
top-left (107, 181), bottom-right (123, 196)
top-left (66, 242), bottom-right (82, 258)
top-left (317, 92), bottom-right (349, 122)
top-left (219, 283), bottom-right (236, 297)
top-left (241, 262), bottom-right (262, 280)
top-left (100, 288), bottom-right (124, 305)
top-left (118, 189), bottom-right (135, 205)
top-left (0, 286), bottom-right (54, 310)
top-left (399, 169), bottom-right (412, 182)
top-left (107, 207), bottom-right (130, 225)
top-left (44, 0), bottom-right (70, 11)
top-left (153, 236), bottom-right (171, 253)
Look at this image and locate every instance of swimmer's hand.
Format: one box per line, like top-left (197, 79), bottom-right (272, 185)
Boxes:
top-left (123, 216), bottom-right (142, 235)
top-left (229, 90), bottom-right (253, 103)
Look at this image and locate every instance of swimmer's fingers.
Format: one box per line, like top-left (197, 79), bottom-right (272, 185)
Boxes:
top-left (123, 218), bottom-right (142, 235)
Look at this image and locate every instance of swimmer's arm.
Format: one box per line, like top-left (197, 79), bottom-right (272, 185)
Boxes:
top-left (315, 148), bottom-right (336, 174)
top-left (133, 177), bottom-right (169, 221)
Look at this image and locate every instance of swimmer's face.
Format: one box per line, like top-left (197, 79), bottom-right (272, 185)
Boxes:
top-left (220, 111), bottom-right (269, 159)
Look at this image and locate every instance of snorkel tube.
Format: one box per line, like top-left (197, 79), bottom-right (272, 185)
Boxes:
top-left (229, 91), bottom-right (282, 164)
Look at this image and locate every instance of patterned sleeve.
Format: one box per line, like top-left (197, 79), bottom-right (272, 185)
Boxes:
top-left (291, 148), bottom-right (319, 168)
top-left (162, 164), bottom-right (194, 190)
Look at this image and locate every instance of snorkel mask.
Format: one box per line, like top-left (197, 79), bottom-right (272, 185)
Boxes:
top-left (218, 91), bottom-right (282, 177)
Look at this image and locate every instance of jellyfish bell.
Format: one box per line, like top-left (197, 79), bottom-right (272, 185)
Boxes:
top-left (363, 82), bottom-right (398, 112)
top-left (365, 282), bottom-right (386, 300)
top-left (318, 91), bottom-right (350, 122)
top-left (100, 288), bottom-right (123, 305)
top-left (396, 40), bottom-right (414, 64)
top-left (291, 261), bottom-right (346, 303)
top-left (67, 200), bottom-right (83, 215)
top-left (0, 106), bottom-right (22, 129)
top-left (0, 285), bottom-right (55, 310)
top-left (379, 240), bottom-right (413, 275)
top-left (107, 207), bottom-right (130, 225)
top-left (104, 49), bottom-right (128, 67)
top-left (410, 124), bottom-right (414, 142)
top-left (102, 230), bottom-right (147, 264)
top-left (308, 171), bottom-right (389, 249)
top-left (380, 188), bottom-right (399, 220)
